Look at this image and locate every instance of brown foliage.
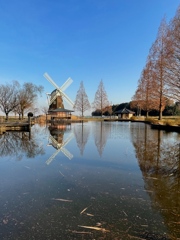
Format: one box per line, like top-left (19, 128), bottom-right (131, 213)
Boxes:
top-left (92, 80), bottom-right (109, 116)
top-left (73, 81), bottom-right (91, 117)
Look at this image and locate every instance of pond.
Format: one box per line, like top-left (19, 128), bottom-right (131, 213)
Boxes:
top-left (0, 121), bottom-right (180, 240)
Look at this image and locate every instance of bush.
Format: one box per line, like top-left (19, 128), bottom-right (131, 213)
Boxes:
top-left (130, 116), bottom-right (137, 121)
top-left (164, 118), bottom-right (180, 126)
top-left (145, 117), bottom-right (158, 124)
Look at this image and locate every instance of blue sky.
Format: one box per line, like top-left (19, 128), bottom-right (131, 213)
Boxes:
top-left (0, 0), bottom-right (179, 114)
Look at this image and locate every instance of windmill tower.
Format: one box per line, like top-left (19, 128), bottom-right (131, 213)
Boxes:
top-left (49, 89), bottom-right (64, 110)
top-left (44, 72), bottom-right (74, 110)
top-left (44, 72), bottom-right (74, 120)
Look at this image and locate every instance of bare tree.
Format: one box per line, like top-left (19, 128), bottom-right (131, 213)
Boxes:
top-left (13, 104), bottom-right (22, 120)
top-left (73, 81), bottom-right (91, 117)
top-left (133, 8), bottom-right (180, 117)
top-left (17, 83), bottom-right (43, 119)
top-left (150, 18), bottom-right (173, 120)
top-left (41, 106), bottom-right (49, 115)
top-left (131, 90), bottom-right (142, 116)
top-left (32, 107), bottom-right (40, 117)
top-left (132, 59), bottom-right (159, 117)
top-left (0, 81), bottom-right (20, 120)
top-left (92, 80), bottom-right (109, 116)
top-left (166, 6), bottom-right (180, 102)
top-left (41, 105), bottom-right (49, 122)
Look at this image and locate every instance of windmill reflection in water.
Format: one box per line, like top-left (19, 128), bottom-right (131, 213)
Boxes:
top-left (46, 124), bottom-right (73, 165)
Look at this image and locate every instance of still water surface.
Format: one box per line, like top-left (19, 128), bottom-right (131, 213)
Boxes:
top-left (0, 121), bottom-right (180, 240)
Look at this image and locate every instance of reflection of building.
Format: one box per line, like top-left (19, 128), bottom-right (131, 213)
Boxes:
top-left (49, 123), bottom-right (71, 131)
top-left (115, 108), bottom-right (135, 119)
top-left (46, 124), bottom-right (73, 165)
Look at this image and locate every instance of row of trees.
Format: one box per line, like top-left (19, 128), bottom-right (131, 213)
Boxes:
top-left (0, 81), bottom-right (43, 120)
top-left (74, 80), bottom-right (110, 117)
top-left (74, 80), bottom-right (180, 117)
top-left (0, 79), bottom-right (110, 119)
top-left (131, 5), bottom-right (180, 120)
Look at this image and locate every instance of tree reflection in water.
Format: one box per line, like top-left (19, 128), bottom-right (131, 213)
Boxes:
top-left (0, 127), bottom-right (44, 160)
top-left (131, 123), bottom-right (180, 238)
top-left (1, 122), bottom-right (180, 239)
top-left (73, 122), bottom-right (90, 155)
top-left (73, 121), bottom-right (111, 157)
top-left (92, 121), bottom-right (111, 156)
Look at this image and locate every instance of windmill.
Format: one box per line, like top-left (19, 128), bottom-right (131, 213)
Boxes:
top-left (44, 72), bottom-right (74, 110)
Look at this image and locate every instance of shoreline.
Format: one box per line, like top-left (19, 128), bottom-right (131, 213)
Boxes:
top-left (0, 122), bottom-right (31, 134)
top-left (104, 118), bottom-right (180, 132)
top-left (1, 118), bottom-right (180, 134)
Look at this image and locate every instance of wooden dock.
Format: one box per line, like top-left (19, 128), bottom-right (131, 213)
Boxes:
top-left (0, 122), bottom-right (31, 134)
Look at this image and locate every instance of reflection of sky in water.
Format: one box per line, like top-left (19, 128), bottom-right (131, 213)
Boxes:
top-left (0, 121), bottom-right (179, 239)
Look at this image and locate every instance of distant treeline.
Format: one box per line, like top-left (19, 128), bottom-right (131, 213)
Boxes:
top-left (92, 101), bottom-right (180, 116)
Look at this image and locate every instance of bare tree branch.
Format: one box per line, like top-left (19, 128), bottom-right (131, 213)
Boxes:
top-left (0, 81), bottom-right (20, 120)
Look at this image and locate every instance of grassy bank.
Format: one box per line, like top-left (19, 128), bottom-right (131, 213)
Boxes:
top-left (132, 116), bottom-right (180, 126)
top-left (0, 116), bottom-right (28, 123)
top-left (1, 115), bottom-right (180, 126)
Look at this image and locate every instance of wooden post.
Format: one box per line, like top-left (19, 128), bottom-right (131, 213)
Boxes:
top-left (27, 112), bottom-right (33, 132)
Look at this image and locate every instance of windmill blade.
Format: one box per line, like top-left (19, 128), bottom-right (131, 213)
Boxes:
top-left (51, 86), bottom-right (74, 107)
top-left (49, 135), bottom-right (63, 149)
top-left (63, 133), bottom-right (74, 147)
top-left (49, 133), bottom-right (73, 150)
top-left (60, 91), bottom-right (74, 107)
top-left (49, 92), bottom-right (60, 105)
top-left (49, 135), bottom-right (59, 146)
top-left (44, 72), bottom-right (74, 107)
top-left (60, 78), bottom-right (73, 92)
top-left (61, 147), bottom-right (73, 160)
top-left (46, 148), bottom-right (62, 165)
top-left (44, 72), bottom-right (60, 90)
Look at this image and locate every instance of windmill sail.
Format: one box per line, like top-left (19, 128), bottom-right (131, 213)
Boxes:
top-left (44, 72), bottom-right (74, 108)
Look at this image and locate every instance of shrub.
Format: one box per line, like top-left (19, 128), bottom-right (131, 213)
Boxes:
top-left (145, 117), bottom-right (158, 124)
top-left (130, 116), bottom-right (137, 121)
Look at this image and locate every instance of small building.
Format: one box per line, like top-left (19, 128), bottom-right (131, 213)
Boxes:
top-left (48, 108), bottom-right (74, 121)
top-left (114, 108), bottom-right (135, 119)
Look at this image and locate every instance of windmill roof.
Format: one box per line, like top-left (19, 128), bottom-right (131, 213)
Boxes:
top-left (114, 108), bottom-right (135, 114)
top-left (51, 89), bottom-right (60, 94)
top-left (49, 108), bottom-right (74, 113)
